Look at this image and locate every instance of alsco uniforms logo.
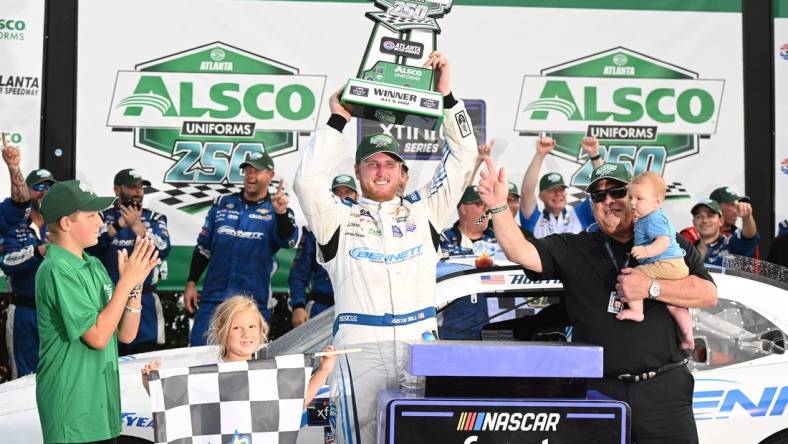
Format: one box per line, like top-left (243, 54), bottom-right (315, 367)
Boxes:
top-left (514, 47), bottom-right (724, 192)
top-left (106, 42), bottom-right (326, 212)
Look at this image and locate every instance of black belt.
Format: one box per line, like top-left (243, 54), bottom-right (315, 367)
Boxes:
top-left (9, 294), bottom-right (36, 309)
top-left (614, 358), bottom-right (688, 383)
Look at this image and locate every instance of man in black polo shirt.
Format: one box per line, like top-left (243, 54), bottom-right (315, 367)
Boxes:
top-left (477, 160), bottom-right (717, 444)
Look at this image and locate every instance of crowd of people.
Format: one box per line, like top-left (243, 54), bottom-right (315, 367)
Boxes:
top-left (0, 50), bottom-right (784, 443)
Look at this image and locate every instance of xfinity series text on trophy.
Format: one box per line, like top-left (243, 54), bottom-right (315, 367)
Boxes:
top-left (342, 0), bottom-right (453, 130)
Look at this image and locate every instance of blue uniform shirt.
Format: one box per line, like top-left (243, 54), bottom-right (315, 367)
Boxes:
top-left (634, 209), bottom-right (685, 263)
top-left (287, 228), bottom-right (333, 310)
top-left (438, 222), bottom-right (497, 340)
top-left (90, 207), bottom-right (171, 287)
top-left (696, 230), bottom-right (760, 267)
top-left (0, 217), bottom-right (46, 300)
top-left (196, 192), bottom-right (297, 305)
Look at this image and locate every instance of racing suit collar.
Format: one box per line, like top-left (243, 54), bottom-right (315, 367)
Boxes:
top-left (358, 195), bottom-right (401, 210)
top-left (239, 190), bottom-right (270, 205)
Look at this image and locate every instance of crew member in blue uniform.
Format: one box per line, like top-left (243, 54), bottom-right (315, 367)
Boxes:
top-left (184, 152), bottom-right (297, 345)
top-left (0, 169), bottom-right (54, 377)
top-left (89, 168), bottom-right (171, 355)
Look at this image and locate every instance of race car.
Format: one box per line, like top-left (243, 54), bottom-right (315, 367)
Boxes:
top-left (0, 255), bottom-right (786, 443)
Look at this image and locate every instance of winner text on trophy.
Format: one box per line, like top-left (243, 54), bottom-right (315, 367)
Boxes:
top-left (342, 0), bottom-right (453, 130)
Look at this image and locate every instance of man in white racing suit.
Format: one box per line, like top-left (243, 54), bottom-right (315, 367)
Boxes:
top-left (294, 52), bottom-right (477, 444)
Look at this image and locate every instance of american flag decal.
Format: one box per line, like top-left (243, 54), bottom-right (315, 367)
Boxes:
top-left (480, 275), bottom-right (505, 285)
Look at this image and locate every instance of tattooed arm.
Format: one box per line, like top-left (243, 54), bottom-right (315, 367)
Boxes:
top-left (2, 133), bottom-right (30, 203)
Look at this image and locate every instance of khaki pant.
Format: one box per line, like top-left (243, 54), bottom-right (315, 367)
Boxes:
top-left (637, 257), bottom-right (689, 280)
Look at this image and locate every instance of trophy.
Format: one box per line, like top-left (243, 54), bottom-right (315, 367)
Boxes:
top-left (342, 0), bottom-right (453, 130)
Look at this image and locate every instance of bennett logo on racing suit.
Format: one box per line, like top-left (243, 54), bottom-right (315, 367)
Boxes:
top-left (349, 245), bottom-right (423, 263)
top-left (216, 225), bottom-right (264, 240)
top-left (457, 411), bottom-right (560, 432)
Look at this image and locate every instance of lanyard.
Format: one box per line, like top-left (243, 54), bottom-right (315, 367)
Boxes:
top-left (604, 242), bottom-right (631, 273)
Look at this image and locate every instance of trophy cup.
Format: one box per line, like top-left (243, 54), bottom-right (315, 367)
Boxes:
top-left (342, 0), bottom-right (453, 130)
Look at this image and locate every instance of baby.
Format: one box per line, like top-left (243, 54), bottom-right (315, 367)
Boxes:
top-left (621, 172), bottom-right (693, 350)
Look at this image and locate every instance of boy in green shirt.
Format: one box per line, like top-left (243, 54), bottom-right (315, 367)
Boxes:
top-left (35, 180), bottom-right (161, 443)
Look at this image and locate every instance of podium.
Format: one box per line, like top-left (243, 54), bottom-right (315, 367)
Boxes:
top-left (377, 341), bottom-right (631, 444)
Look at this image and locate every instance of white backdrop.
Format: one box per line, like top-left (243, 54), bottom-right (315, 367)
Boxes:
top-left (0, 0), bottom-right (44, 196)
top-left (75, 0), bottom-right (745, 245)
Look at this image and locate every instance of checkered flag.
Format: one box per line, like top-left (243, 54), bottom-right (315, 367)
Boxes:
top-left (367, 11), bottom-right (440, 32)
top-left (149, 354), bottom-right (312, 444)
top-left (665, 181), bottom-right (690, 199)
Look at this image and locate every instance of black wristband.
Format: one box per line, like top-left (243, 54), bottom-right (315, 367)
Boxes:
top-left (112, 220), bottom-right (122, 231)
top-left (327, 114), bottom-right (348, 133)
top-left (292, 303), bottom-right (306, 310)
top-left (589, 154), bottom-right (601, 161)
top-left (443, 92), bottom-right (458, 109)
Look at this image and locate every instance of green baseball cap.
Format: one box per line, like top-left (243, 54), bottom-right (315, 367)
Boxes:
top-left (586, 163), bottom-right (633, 192)
top-left (709, 186), bottom-right (750, 204)
top-left (539, 173), bottom-right (567, 192)
top-left (40, 180), bottom-right (117, 224)
top-left (691, 198), bottom-right (723, 216)
top-left (240, 152), bottom-right (275, 171)
top-left (25, 169), bottom-right (56, 188)
top-left (459, 185), bottom-right (482, 205)
top-left (355, 133), bottom-right (403, 163)
top-left (331, 174), bottom-right (358, 193)
top-left (508, 182), bottom-right (520, 197)
top-left (114, 168), bottom-right (151, 187)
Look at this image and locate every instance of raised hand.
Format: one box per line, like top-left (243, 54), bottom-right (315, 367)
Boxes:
top-left (477, 157), bottom-right (509, 209)
top-left (536, 137), bottom-right (556, 156)
top-left (271, 179), bottom-right (289, 215)
top-left (580, 136), bottom-right (600, 158)
top-left (423, 51), bottom-right (450, 95)
top-left (736, 201), bottom-right (753, 219)
top-left (1, 132), bottom-right (21, 169)
top-left (329, 87), bottom-right (352, 122)
top-left (477, 140), bottom-right (494, 162)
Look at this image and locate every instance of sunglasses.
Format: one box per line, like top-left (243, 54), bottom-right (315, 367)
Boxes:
top-left (589, 186), bottom-right (628, 203)
top-left (31, 182), bottom-right (52, 193)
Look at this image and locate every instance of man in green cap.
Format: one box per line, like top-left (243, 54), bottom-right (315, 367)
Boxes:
top-left (288, 174), bottom-right (359, 327)
top-left (709, 186), bottom-right (754, 235)
top-left (294, 51), bottom-right (478, 443)
top-left (35, 180), bottom-right (160, 443)
top-left (88, 168), bottom-right (171, 355)
top-left (437, 185), bottom-right (498, 339)
top-left (680, 186), bottom-right (757, 246)
top-left (0, 168), bottom-right (55, 378)
top-left (184, 151), bottom-right (297, 345)
top-left (477, 159), bottom-right (717, 444)
top-left (690, 198), bottom-right (759, 266)
top-left (519, 136), bottom-right (602, 238)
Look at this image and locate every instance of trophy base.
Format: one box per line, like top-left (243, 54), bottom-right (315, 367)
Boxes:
top-left (342, 78), bottom-right (443, 130)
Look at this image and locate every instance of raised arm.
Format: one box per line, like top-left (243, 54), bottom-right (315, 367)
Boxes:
top-left (478, 157), bottom-right (543, 272)
top-left (464, 141), bottom-right (493, 189)
top-left (414, 52), bottom-right (478, 228)
top-left (2, 133), bottom-right (30, 203)
top-left (580, 136), bottom-right (604, 169)
top-left (519, 137), bottom-right (554, 219)
top-left (293, 88), bottom-right (350, 245)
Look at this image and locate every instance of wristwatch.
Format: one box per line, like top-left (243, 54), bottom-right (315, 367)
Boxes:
top-left (648, 279), bottom-right (661, 300)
